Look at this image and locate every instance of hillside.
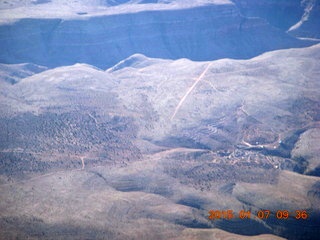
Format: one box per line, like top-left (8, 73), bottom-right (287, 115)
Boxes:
top-left (0, 44), bottom-right (320, 239)
top-left (0, 1), bottom-right (320, 239)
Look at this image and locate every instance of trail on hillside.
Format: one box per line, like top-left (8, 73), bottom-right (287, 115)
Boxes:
top-left (171, 63), bottom-right (212, 120)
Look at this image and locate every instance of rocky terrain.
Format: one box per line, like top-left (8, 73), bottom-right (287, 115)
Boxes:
top-left (231, 0), bottom-right (320, 39)
top-left (0, 0), bottom-right (320, 239)
top-left (0, 0), bottom-right (315, 68)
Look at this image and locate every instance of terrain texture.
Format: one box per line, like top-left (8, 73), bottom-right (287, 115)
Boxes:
top-left (0, 0), bottom-right (320, 239)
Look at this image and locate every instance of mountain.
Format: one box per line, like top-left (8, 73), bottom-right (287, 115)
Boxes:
top-left (1, 44), bottom-right (320, 239)
top-left (0, 63), bottom-right (47, 85)
top-left (288, 0), bottom-right (320, 39)
top-left (1, 1), bottom-right (320, 239)
top-left (232, 0), bottom-right (320, 39)
top-left (0, 0), bottom-right (314, 68)
top-left (231, 0), bottom-right (304, 30)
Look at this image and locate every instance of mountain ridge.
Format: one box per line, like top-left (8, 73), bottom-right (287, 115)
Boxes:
top-left (0, 2), bottom-right (315, 68)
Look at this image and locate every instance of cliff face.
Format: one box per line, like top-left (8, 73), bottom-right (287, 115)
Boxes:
top-left (232, 0), bottom-right (320, 38)
top-left (231, 0), bottom-right (303, 30)
top-left (0, 3), bottom-right (310, 68)
top-left (288, 0), bottom-right (320, 39)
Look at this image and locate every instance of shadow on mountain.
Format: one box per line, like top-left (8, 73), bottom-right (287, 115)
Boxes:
top-left (0, 216), bottom-right (123, 240)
